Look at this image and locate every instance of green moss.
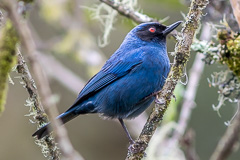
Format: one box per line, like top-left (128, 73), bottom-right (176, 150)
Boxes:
top-left (218, 30), bottom-right (240, 79)
top-left (0, 20), bottom-right (18, 113)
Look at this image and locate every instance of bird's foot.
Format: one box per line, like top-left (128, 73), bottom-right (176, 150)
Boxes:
top-left (128, 141), bottom-right (147, 156)
top-left (155, 98), bottom-right (165, 105)
top-left (129, 138), bottom-right (135, 145)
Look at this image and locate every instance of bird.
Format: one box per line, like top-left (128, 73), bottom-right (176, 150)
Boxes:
top-left (32, 21), bottom-right (182, 144)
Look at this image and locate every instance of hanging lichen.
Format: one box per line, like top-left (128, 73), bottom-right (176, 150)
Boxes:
top-left (191, 21), bottom-right (240, 117)
top-left (0, 20), bottom-right (18, 113)
top-left (85, 0), bottom-right (138, 47)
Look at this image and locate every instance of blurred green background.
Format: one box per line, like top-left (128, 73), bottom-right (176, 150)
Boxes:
top-left (0, 0), bottom-right (239, 160)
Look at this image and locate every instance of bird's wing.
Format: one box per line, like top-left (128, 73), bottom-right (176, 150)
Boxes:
top-left (67, 59), bottom-right (143, 111)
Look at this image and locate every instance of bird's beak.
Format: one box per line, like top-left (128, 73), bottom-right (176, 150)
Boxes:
top-left (162, 21), bottom-right (182, 36)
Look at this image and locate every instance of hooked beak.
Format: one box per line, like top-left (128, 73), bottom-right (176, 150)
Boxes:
top-left (162, 21), bottom-right (182, 36)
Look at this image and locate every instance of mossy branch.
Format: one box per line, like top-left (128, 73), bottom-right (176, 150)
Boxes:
top-left (0, 20), bottom-right (18, 114)
top-left (99, 0), bottom-right (179, 37)
top-left (17, 51), bottom-right (60, 159)
top-left (126, 0), bottom-right (209, 159)
top-left (0, 0), bottom-right (60, 159)
top-left (0, 0), bottom-right (84, 159)
top-left (100, 0), bottom-right (156, 23)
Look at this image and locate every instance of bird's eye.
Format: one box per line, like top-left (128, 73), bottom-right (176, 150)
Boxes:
top-left (149, 27), bottom-right (156, 33)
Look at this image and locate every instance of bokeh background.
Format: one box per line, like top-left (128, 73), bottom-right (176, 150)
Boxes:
top-left (0, 0), bottom-right (239, 160)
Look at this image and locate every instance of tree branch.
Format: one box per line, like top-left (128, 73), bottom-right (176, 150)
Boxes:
top-left (181, 129), bottom-right (199, 160)
top-left (210, 100), bottom-right (240, 160)
top-left (100, 0), bottom-right (156, 23)
top-left (99, 0), bottom-right (179, 37)
top-left (0, 0), bottom-right (84, 159)
top-left (126, 0), bottom-right (209, 159)
top-left (17, 50), bottom-right (60, 159)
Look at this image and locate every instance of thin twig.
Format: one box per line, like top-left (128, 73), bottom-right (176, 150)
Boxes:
top-left (0, 0), bottom-right (84, 159)
top-left (181, 129), bottom-right (199, 160)
top-left (210, 100), bottom-right (240, 160)
top-left (99, 0), bottom-right (179, 37)
top-left (100, 0), bottom-right (156, 23)
top-left (126, 0), bottom-right (209, 159)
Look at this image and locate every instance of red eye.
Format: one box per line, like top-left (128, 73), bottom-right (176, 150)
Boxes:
top-left (149, 27), bottom-right (156, 33)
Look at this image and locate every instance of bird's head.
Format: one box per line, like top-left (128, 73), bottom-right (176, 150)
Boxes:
top-left (128, 21), bottom-right (182, 44)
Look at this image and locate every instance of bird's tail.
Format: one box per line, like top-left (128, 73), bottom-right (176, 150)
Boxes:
top-left (32, 110), bottom-right (78, 139)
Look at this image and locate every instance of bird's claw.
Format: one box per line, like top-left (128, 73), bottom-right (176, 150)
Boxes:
top-left (129, 139), bottom-right (135, 145)
top-left (128, 141), bottom-right (147, 156)
top-left (155, 98), bottom-right (165, 105)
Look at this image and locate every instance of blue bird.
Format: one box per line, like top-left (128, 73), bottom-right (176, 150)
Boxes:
top-left (32, 21), bottom-right (181, 143)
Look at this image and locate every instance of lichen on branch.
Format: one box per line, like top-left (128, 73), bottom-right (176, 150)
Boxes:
top-left (0, 20), bottom-right (18, 113)
top-left (16, 51), bottom-right (60, 159)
